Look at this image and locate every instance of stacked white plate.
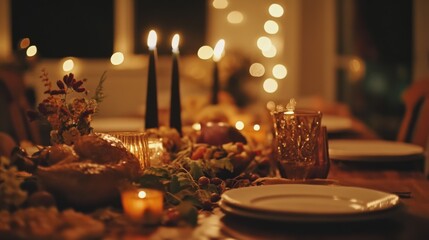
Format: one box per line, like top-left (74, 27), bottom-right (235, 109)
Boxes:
top-left (328, 139), bottom-right (424, 162)
top-left (322, 115), bottom-right (353, 133)
top-left (219, 184), bottom-right (400, 222)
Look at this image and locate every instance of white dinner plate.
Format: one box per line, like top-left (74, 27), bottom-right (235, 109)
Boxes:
top-left (322, 115), bottom-right (353, 133)
top-left (220, 184), bottom-right (400, 222)
top-left (328, 139), bottom-right (424, 162)
top-left (91, 117), bottom-right (145, 132)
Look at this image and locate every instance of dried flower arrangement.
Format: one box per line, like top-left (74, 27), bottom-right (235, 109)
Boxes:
top-left (27, 70), bottom-right (107, 145)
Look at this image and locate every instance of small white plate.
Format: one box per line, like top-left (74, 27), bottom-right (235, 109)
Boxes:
top-left (220, 184), bottom-right (400, 222)
top-left (328, 139), bottom-right (424, 162)
top-left (322, 115), bottom-right (353, 133)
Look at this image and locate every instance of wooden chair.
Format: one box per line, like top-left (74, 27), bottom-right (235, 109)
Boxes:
top-left (397, 80), bottom-right (429, 148)
top-left (0, 132), bottom-right (17, 158)
top-left (0, 69), bottom-right (42, 145)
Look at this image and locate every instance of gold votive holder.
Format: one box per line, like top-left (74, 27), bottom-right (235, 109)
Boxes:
top-left (148, 137), bottom-right (164, 166)
top-left (121, 188), bottom-right (164, 225)
top-left (108, 131), bottom-right (150, 170)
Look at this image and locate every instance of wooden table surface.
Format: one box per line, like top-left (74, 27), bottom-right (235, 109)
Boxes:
top-left (107, 120), bottom-right (429, 240)
top-left (116, 160), bottom-right (429, 240)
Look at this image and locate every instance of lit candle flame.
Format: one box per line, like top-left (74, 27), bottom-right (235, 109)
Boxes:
top-left (172, 34), bottom-right (180, 54)
top-left (213, 39), bottom-right (225, 62)
top-left (147, 30), bottom-right (157, 50)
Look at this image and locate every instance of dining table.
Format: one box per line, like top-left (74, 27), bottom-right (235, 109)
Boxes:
top-left (90, 115), bottom-right (429, 239)
top-left (2, 114), bottom-right (429, 240)
top-left (102, 161), bottom-right (428, 240)
top-left (95, 119), bottom-right (429, 240)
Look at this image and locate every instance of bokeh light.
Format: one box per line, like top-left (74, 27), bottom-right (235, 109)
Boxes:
top-left (257, 36), bottom-right (272, 51)
top-left (110, 52), bottom-right (124, 65)
top-left (249, 63), bottom-right (265, 77)
top-left (235, 121), bottom-right (245, 130)
top-left (253, 124), bottom-right (261, 131)
top-left (272, 64), bottom-right (288, 79)
top-left (19, 38), bottom-right (30, 49)
top-left (212, 0), bottom-right (228, 9)
top-left (197, 45), bottom-right (213, 60)
top-left (264, 20), bottom-right (279, 34)
top-left (227, 11), bottom-right (244, 24)
top-left (266, 101), bottom-right (276, 111)
top-left (269, 4), bottom-right (284, 18)
top-left (62, 59), bottom-right (74, 72)
top-left (26, 45), bottom-right (37, 57)
top-left (262, 45), bottom-right (277, 58)
top-left (263, 78), bottom-right (278, 93)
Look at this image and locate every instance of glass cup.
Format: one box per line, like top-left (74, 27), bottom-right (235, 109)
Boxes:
top-left (271, 109), bottom-right (323, 180)
top-left (108, 131), bottom-right (150, 170)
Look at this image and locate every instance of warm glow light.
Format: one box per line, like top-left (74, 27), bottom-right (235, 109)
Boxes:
top-left (264, 20), bottom-right (279, 34)
top-left (266, 101), bottom-right (276, 111)
top-left (257, 36), bottom-right (272, 51)
top-left (172, 34), bottom-right (180, 53)
top-left (262, 45), bottom-right (277, 58)
top-left (349, 58), bottom-right (361, 72)
top-left (62, 59), bottom-right (74, 72)
top-left (348, 57), bottom-right (365, 82)
top-left (138, 190), bottom-right (147, 199)
top-left (192, 123), bottom-right (201, 131)
top-left (227, 11), bottom-right (244, 24)
top-left (235, 121), bottom-right (244, 130)
top-left (19, 38), bottom-right (30, 49)
top-left (249, 63), bottom-right (265, 77)
top-left (147, 30), bottom-right (157, 50)
top-left (263, 78), bottom-right (278, 93)
top-left (110, 52), bottom-right (124, 65)
top-left (26, 45), bottom-right (37, 57)
top-left (212, 0), bottom-right (228, 9)
top-left (272, 64), bottom-right (288, 79)
top-left (253, 124), bottom-right (261, 131)
top-left (198, 45), bottom-right (213, 60)
top-left (213, 39), bottom-right (225, 62)
top-left (269, 4), bottom-right (284, 18)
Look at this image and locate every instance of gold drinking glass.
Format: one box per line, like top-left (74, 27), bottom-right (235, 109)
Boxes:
top-left (108, 131), bottom-right (150, 170)
top-left (271, 109), bottom-right (323, 180)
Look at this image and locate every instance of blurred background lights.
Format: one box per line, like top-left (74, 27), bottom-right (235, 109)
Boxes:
top-left (110, 52), bottom-right (124, 65)
top-left (249, 63), bottom-right (265, 77)
top-left (253, 124), bottom-right (261, 131)
top-left (19, 38), bottom-right (30, 49)
top-left (212, 0), bottom-right (228, 9)
top-left (62, 59), bottom-right (74, 72)
top-left (192, 123), bottom-right (201, 131)
top-left (263, 78), bottom-right (278, 93)
top-left (235, 121), bottom-right (244, 130)
top-left (268, 3), bottom-right (284, 18)
top-left (26, 45), bottom-right (37, 57)
top-left (347, 57), bottom-right (365, 82)
top-left (264, 20), bottom-right (279, 34)
top-left (272, 64), bottom-right (288, 79)
top-left (197, 45), bottom-right (213, 60)
top-left (262, 45), bottom-right (277, 58)
top-left (256, 36), bottom-right (272, 51)
top-left (227, 11), bottom-right (244, 24)
top-left (266, 101), bottom-right (276, 111)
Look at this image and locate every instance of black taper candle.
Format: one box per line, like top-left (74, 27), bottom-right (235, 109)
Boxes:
top-left (211, 61), bottom-right (219, 105)
top-left (170, 48), bottom-right (182, 135)
top-left (145, 31), bottom-right (159, 129)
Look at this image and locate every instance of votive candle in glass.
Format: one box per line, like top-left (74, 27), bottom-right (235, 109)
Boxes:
top-left (121, 188), bottom-right (164, 225)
